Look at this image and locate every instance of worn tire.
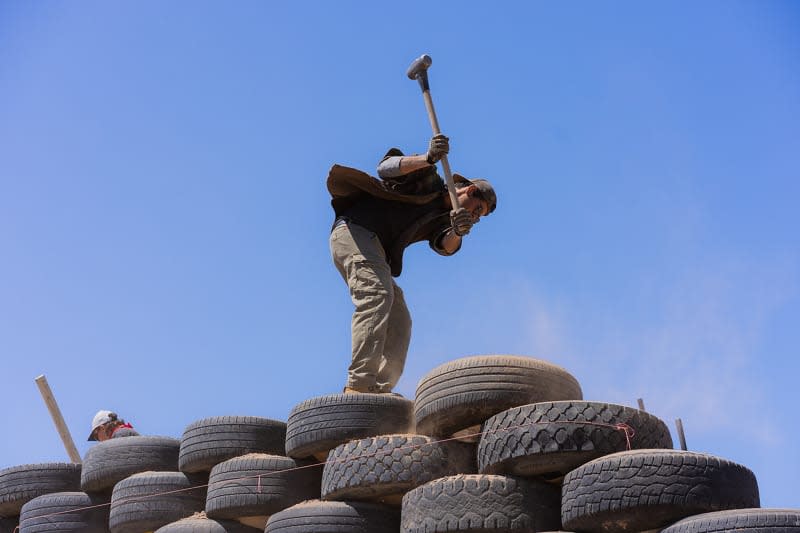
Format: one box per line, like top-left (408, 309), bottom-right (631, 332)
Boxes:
top-left (19, 491), bottom-right (109, 533)
top-left (155, 513), bottom-right (262, 532)
top-left (265, 500), bottom-right (399, 533)
top-left (478, 401), bottom-right (673, 478)
top-left (662, 508), bottom-right (800, 533)
top-left (206, 454), bottom-right (321, 521)
top-left (285, 394), bottom-right (413, 460)
top-left (81, 436), bottom-right (180, 492)
top-left (179, 416), bottom-right (287, 474)
top-left (109, 471), bottom-right (206, 533)
top-left (414, 356), bottom-right (583, 438)
top-left (321, 434), bottom-right (475, 505)
top-left (401, 474), bottom-right (560, 532)
top-left (0, 463), bottom-right (82, 517)
top-left (561, 449), bottom-right (760, 532)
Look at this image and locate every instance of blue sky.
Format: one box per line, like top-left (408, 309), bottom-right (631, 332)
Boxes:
top-left (1, 1), bottom-right (798, 508)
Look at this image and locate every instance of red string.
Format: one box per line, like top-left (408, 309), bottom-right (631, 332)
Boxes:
top-left (614, 423), bottom-right (635, 449)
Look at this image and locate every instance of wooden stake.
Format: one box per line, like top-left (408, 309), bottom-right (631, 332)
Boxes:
top-left (637, 398), bottom-right (646, 411)
top-left (675, 418), bottom-right (688, 451)
top-left (35, 375), bottom-right (82, 463)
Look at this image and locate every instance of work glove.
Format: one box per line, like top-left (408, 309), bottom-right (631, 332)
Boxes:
top-left (426, 133), bottom-right (449, 164)
top-left (450, 207), bottom-right (473, 236)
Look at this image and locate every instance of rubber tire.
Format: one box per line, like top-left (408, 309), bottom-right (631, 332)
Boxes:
top-left (155, 514), bottom-right (262, 532)
top-left (285, 394), bottom-right (413, 459)
top-left (401, 473), bottom-right (561, 532)
top-left (561, 449), bottom-right (761, 532)
top-left (18, 491), bottom-right (109, 533)
top-left (206, 454), bottom-right (321, 520)
top-left (0, 463), bottom-right (82, 517)
top-left (661, 508), bottom-right (800, 533)
top-left (265, 500), bottom-right (400, 533)
top-left (81, 436), bottom-right (180, 493)
top-left (109, 471), bottom-right (206, 533)
top-left (478, 401), bottom-right (673, 477)
top-left (110, 428), bottom-right (139, 439)
top-left (321, 434), bottom-right (475, 505)
top-left (414, 356), bottom-right (583, 438)
top-left (179, 416), bottom-right (287, 474)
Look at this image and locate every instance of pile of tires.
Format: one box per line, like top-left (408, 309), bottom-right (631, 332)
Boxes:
top-left (402, 355), bottom-right (581, 532)
top-left (8, 416), bottom-right (301, 532)
top-left (177, 415), bottom-right (314, 531)
top-left (262, 392), bottom-right (418, 531)
top-left (272, 355), bottom-right (586, 532)
top-left (400, 355), bottom-right (778, 533)
top-left (272, 354), bottom-right (788, 533)
top-left (3, 354), bottom-right (798, 532)
top-left (0, 463), bottom-right (83, 531)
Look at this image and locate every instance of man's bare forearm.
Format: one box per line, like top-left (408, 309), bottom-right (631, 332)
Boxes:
top-left (398, 154), bottom-right (433, 174)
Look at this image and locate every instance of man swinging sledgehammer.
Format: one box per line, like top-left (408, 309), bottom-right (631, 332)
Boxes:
top-left (327, 54), bottom-right (497, 394)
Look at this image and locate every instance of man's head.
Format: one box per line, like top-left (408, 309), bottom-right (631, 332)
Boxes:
top-left (88, 410), bottom-right (119, 442)
top-left (453, 174), bottom-right (496, 221)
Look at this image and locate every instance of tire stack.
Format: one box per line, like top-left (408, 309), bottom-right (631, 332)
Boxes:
top-left (168, 415), bottom-right (316, 532)
top-left (265, 393), bottom-right (419, 531)
top-left (402, 355), bottom-right (582, 532)
top-left (0, 463), bottom-right (82, 532)
top-left (10, 435), bottom-right (184, 532)
top-left (401, 355), bottom-right (781, 533)
top-left (4, 355), bottom-right (798, 532)
top-left (268, 355), bottom-right (797, 532)
top-left (267, 355), bottom-right (582, 532)
top-left (11, 421), bottom-right (298, 533)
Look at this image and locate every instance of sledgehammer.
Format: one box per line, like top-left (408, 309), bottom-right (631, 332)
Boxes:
top-left (407, 54), bottom-right (460, 210)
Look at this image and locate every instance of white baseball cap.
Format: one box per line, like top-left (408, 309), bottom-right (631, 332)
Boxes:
top-left (88, 410), bottom-right (117, 441)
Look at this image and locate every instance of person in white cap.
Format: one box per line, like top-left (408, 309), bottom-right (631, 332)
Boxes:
top-left (87, 410), bottom-right (139, 442)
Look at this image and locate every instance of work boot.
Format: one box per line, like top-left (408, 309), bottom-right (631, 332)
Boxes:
top-left (343, 386), bottom-right (362, 394)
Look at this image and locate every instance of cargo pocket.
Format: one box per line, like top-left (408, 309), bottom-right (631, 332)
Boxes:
top-left (348, 259), bottom-right (392, 300)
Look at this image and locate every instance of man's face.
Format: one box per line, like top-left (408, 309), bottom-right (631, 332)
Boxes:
top-left (459, 186), bottom-right (490, 222)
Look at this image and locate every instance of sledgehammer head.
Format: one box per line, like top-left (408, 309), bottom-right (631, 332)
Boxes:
top-left (407, 54), bottom-right (432, 91)
top-left (406, 54), bottom-right (432, 80)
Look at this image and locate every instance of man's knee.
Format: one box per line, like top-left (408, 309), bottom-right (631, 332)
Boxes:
top-left (354, 285), bottom-right (394, 312)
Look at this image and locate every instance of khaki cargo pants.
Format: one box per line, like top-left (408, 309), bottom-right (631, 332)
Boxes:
top-left (330, 221), bottom-right (411, 393)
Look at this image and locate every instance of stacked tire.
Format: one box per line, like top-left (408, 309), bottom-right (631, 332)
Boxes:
top-left (4, 353), bottom-right (795, 532)
top-left (0, 463), bottom-right (83, 532)
top-left (398, 355), bottom-right (772, 533)
top-left (177, 415), bottom-right (310, 531)
top-left (11, 436), bottom-right (186, 532)
top-left (14, 436), bottom-right (186, 533)
top-left (401, 355), bottom-right (582, 532)
top-left (78, 435), bottom-right (187, 532)
top-left (262, 393), bottom-right (417, 532)
top-left (560, 449), bottom-right (761, 532)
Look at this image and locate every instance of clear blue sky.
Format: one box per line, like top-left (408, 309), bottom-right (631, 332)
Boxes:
top-left (1, 1), bottom-right (798, 508)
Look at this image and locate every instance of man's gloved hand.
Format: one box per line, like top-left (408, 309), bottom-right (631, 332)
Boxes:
top-left (450, 207), bottom-right (473, 236)
top-left (426, 133), bottom-right (449, 164)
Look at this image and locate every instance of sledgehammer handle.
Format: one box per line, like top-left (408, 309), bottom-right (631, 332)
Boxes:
top-left (421, 91), bottom-right (460, 210)
top-left (35, 375), bottom-right (82, 463)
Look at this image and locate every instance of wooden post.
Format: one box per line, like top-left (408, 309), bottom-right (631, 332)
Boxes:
top-left (637, 398), bottom-right (646, 411)
top-left (675, 418), bottom-right (688, 451)
top-left (35, 375), bottom-right (82, 463)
